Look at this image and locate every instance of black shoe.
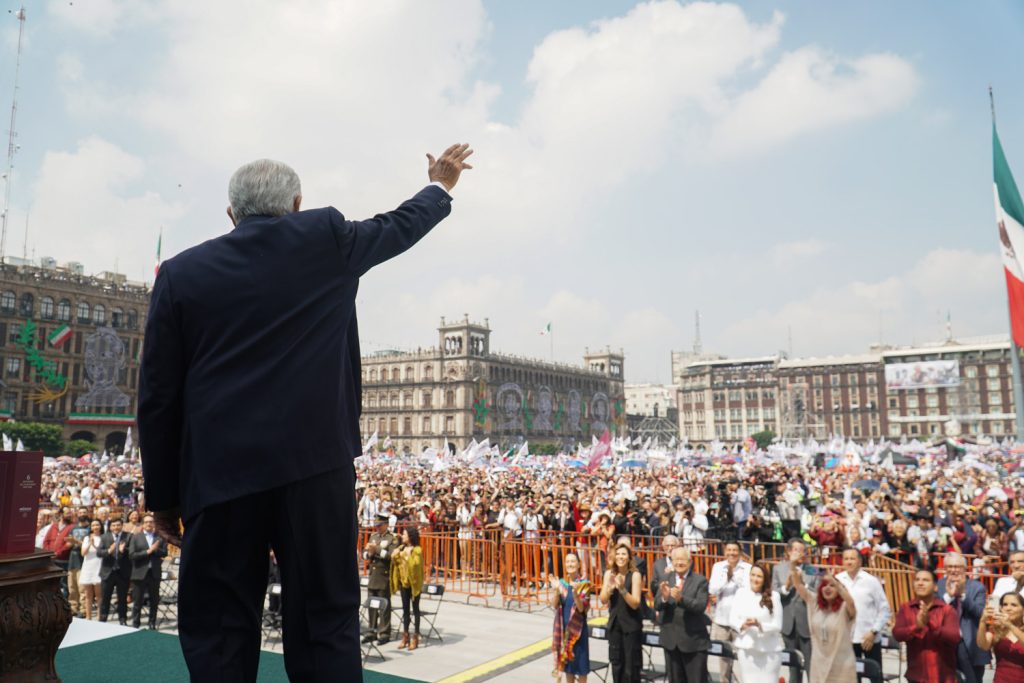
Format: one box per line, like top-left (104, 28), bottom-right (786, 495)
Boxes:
top-left (119, 621), bottom-right (127, 626)
top-left (376, 637), bottom-right (390, 645)
top-left (361, 633), bottom-right (376, 644)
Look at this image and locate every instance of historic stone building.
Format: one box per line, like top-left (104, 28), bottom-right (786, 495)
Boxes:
top-left (0, 261), bottom-right (148, 451)
top-left (677, 336), bottom-right (1016, 445)
top-left (360, 317), bottom-right (626, 453)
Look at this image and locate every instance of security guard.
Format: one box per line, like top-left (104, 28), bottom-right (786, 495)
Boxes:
top-left (363, 513), bottom-right (395, 643)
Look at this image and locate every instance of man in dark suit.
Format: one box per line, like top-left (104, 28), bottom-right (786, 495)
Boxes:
top-left (139, 143), bottom-right (473, 681)
top-left (773, 538), bottom-right (815, 683)
top-left (128, 514), bottom-right (168, 629)
top-left (96, 518), bottom-right (132, 625)
top-left (649, 535), bottom-right (679, 623)
top-left (655, 547), bottom-right (710, 683)
top-left (936, 553), bottom-right (990, 683)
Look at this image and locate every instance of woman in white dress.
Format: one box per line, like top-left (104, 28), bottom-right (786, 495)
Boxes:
top-left (730, 561), bottom-right (784, 683)
top-left (78, 519), bottom-right (104, 620)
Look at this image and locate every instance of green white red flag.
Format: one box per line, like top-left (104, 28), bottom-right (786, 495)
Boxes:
top-left (48, 324), bottom-right (72, 347)
top-left (994, 124), bottom-right (1024, 347)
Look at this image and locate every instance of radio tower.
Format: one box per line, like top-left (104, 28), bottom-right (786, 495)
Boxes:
top-left (1, 6), bottom-right (27, 265)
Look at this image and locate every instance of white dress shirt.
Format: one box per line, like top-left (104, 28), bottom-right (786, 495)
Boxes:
top-left (991, 575), bottom-right (1024, 603)
top-left (836, 569), bottom-right (891, 642)
top-left (729, 587), bottom-right (784, 653)
top-left (708, 560), bottom-right (751, 626)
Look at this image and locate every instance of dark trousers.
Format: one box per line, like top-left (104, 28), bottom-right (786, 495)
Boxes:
top-left (367, 586), bottom-right (392, 638)
top-left (664, 647), bottom-right (707, 683)
top-left (399, 587), bottom-right (420, 634)
top-left (854, 641), bottom-right (882, 670)
top-left (782, 629), bottom-right (811, 683)
top-left (178, 464), bottom-right (361, 683)
top-left (100, 572), bottom-right (130, 624)
top-left (608, 626), bottom-right (642, 683)
top-left (131, 571), bottom-right (161, 628)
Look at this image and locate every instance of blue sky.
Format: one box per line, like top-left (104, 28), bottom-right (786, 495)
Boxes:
top-left (2, 1), bottom-right (1023, 382)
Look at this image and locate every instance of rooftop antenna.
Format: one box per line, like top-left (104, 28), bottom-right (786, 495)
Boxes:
top-left (692, 310), bottom-right (702, 355)
top-left (1, 6), bottom-right (27, 265)
top-left (21, 206), bottom-right (28, 261)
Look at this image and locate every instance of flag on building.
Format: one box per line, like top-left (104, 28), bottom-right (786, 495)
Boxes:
top-left (539, 322), bottom-right (551, 336)
top-left (154, 229), bottom-right (163, 278)
top-left (124, 427), bottom-right (133, 456)
top-left (48, 324), bottom-right (72, 348)
top-left (994, 121), bottom-right (1024, 347)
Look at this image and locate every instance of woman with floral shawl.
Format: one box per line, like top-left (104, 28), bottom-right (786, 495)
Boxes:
top-left (550, 552), bottom-right (592, 682)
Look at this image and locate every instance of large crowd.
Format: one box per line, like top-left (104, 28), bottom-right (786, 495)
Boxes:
top-left (33, 444), bottom-right (1024, 682)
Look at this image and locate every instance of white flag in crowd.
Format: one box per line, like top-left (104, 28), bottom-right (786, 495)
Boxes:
top-left (363, 430), bottom-right (378, 453)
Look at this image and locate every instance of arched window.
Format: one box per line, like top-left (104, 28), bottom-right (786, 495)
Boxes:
top-left (424, 365), bottom-right (433, 380)
top-left (126, 309), bottom-right (139, 329)
top-left (390, 393), bottom-right (399, 407)
top-left (77, 302), bottom-right (90, 323)
top-left (403, 417), bottom-right (412, 434)
top-left (92, 304), bottom-right (106, 325)
top-left (40, 297), bottom-right (55, 319)
top-left (406, 366), bottom-right (415, 381)
top-left (0, 291), bottom-right (14, 313)
top-left (369, 368), bottom-right (377, 382)
top-left (111, 308), bottom-right (124, 328)
top-left (19, 293), bottom-right (33, 317)
top-left (380, 368), bottom-right (389, 382)
top-left (57, 299), bottom-right (71, 322)
top-left (445, 390), bottom-right (455, 407)
top-left (368, 395), bottom-right (377, 408)
top-left (403, 392), bottom-right (413, 407)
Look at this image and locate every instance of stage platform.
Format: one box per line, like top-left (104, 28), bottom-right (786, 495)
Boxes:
top-left (56, 618), bottom-right (423, 683)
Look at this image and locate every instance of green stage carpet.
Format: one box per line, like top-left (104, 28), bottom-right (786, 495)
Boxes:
top-left (56, 630), bottom-right (423, 683)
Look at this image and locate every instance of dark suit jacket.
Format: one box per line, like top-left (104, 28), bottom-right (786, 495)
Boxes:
top-left (128, 531), bottom-right (169, 582)
top-left (655, 570), bottom-right (711, 653)
top-left (936, 577), bottom-right (991, 668)
top-left (772, 561), bottom-right (816, 639)
top-left (96, 531), bottom-right (132, 580)
top-left (139, 186), bottom-right (452, 520)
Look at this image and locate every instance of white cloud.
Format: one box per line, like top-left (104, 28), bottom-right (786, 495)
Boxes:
top-left (712, 47), bottom-right (918, 156)
top-left (769, 239), bottom-right (828, 265)
top-left (28, 137), bottom-right (184, 278)
top-left (721, 248), bottom-right (1004, 357)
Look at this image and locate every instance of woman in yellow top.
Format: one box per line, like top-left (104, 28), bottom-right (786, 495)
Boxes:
top-left (391, 526), bottom-right (425, 651)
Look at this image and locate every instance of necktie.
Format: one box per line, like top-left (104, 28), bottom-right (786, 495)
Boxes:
top-left (1015, 576), bottom-right (1024, 595)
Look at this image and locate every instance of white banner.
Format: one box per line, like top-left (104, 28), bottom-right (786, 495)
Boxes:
top-left (884, 360), bottom-right (960, 390)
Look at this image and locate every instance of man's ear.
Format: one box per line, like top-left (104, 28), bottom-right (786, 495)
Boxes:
top-left (293, 195), bottom-right (302, 213)
top-left (227, 206), bottom-right (236, 226)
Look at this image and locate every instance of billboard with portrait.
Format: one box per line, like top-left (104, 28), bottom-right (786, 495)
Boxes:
top-left (884, 360), bottom-right (960, 390)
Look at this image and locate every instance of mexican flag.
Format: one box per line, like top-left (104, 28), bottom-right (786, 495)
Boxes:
top-left (994, 123), bottom-right (1024, 347)
top-left (48, 324), bottom-right (72, 347)
top-left (539, 322), bottom-right (551, 336)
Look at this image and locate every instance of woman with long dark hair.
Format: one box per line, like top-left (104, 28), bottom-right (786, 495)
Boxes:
top-left (391, 526), bottom-right (425, 651)
top-left (550, 552), bottom-right (592, 682)
top-left (977, 592), bottom-right (1024, 683)
top-left (729, 561), bottom-right (783, 682)
top-left (598, 541), bottom-right (642, 682)
top-left (792, 570), bottom-right (857, 682)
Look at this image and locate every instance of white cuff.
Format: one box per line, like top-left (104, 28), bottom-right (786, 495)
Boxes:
top-left (430, 181), bottom-right (452, 195)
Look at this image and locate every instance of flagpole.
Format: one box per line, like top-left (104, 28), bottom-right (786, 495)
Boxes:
top-left (992, 87), bottom-right (1024, 441)
top-left (550, 324), bottom-right (554, 362)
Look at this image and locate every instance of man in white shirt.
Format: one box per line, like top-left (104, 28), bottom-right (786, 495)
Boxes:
top-left (498, 499), bottom-right (522, 539)
top-left (991, 550), bottom-right (1024, 603)
top-left (836, 547), bottom-right (890, 670)
top-left (708, 540), bottom-right (750, 683)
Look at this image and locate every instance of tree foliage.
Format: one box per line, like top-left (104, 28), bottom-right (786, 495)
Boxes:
top-left (750, 429), bottom-right (776, 450)
top-left (0, 422), bottom-right (66, 457)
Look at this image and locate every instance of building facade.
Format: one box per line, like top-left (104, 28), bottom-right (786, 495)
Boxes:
top-left (677, 337), bottom-right (1017, 445)
top-left (624, 383), bottom-right (677, 419)
top-left (360, 317), bottom-right (626, 453)
top-left (0, 262), bottom-right (148, 450)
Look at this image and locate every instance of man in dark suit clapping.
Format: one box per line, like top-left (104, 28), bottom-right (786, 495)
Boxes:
top-left (96, 518), bottom-right (132, 625)
top-left (656, 547), bottom-right (710, 683)
top-left (139, 143), bottom-right (473, 680)
top-left (128, 514), bottom-right (168, 629)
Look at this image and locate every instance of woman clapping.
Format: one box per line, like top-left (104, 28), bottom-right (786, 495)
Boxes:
top-left (729, 562), bottom-right (783, 683)
top-left (550, 553), bottom-right (592, 683)
top-left (977, 592), bottom-right (1024, 683)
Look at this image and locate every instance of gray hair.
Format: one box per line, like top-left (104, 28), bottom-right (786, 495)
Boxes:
top-left (228, 159), bottom-right (302, 222)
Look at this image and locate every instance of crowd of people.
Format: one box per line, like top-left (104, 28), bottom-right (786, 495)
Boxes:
top-left (33, 444), bottom-right (1024, 681)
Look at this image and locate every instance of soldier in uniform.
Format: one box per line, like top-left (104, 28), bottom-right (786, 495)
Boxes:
top-left (363, 513), bottom-right (395, 644)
